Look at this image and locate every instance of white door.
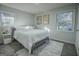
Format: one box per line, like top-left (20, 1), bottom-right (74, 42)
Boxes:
top-left (75, 5), bottom-right (79, 56)
top-left (76, 30), bottom-right (79, 55)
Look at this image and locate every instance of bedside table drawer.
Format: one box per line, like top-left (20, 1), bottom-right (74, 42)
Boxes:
top-left (3, 38), bottom-right (12, 44)
top-left (3, 35), bottom-right (11, 39)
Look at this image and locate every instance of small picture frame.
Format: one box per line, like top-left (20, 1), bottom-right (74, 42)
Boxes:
top-left (43, 15), bottom-right (49, 24)
top-left (36, 16), bottom-right (42, 25)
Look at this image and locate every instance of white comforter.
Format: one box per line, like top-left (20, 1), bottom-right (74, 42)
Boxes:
top-left (14, 29), bottom-right (49, 54)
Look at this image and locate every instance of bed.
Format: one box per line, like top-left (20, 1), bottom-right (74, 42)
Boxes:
top-left (13, 27), bottom-right (49, 54)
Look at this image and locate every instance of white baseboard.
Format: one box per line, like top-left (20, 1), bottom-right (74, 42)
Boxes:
top-left (50, 38), bottom-right (74, 44)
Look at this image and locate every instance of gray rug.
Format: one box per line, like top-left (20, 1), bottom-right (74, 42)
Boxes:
top-left (0, 45), bottom-right (15, 56)
top-left (0, 41), bottom-right (24, 56)
top-left (15, 40), bottom-right (64, 56)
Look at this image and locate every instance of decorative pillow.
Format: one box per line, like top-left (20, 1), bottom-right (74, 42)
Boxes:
top-left (15, 26), bottom-right (34, 31)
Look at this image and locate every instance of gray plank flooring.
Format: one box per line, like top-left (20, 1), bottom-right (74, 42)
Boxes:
top-left (0, 39), bottom-right (77, 56)
top-left (61, 43), bottom-right (77, 56)
top-left (51, 39), bottom-right (77, 56)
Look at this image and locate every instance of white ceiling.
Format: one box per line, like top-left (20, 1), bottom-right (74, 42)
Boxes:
top-left (2, 3), bottom-right (70, 14)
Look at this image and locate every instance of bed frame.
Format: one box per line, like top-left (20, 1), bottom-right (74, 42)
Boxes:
top-left (13, 37), bottom-right (49, 55)
top-left (31, 37), bottom-right (49, 54)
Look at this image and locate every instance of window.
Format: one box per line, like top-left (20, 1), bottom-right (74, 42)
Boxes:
top-left (0, 11), bottom-right (14, 26)
top-left (57, 11), bottom-right (73, 32)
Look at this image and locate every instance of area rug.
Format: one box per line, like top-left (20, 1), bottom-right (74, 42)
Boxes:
top-left (15, 40), bottom-right (64, 56)
top-left (38, 41), bottom-right (64, 56)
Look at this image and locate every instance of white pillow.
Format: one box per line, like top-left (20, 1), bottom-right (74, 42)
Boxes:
top-left (25, 26), bottom-right (34, 30)
top-left (15, 26), bottom-right (34, 31)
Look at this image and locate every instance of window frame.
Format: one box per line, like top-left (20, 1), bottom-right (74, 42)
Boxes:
top-left (56, 10), bottom-right (75, 32)
top-left (0, 11), bottom-right (14, 26)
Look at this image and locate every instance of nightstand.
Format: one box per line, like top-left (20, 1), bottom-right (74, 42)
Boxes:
top-left (2, 34), bottom-right (12, 44)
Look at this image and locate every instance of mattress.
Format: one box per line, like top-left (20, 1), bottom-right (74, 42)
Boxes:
top-left (14, 29), bottom-right (49, 54)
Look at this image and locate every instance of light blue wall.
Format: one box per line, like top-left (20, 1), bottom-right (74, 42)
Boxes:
top-left (0, 4), bottom-right (34, 26)
top-left (0, 4), bottom-right (77, 44)
top-left (34, 4), bottom-right (77, 44)
top-left (0, 4), bottom-right (34, 44)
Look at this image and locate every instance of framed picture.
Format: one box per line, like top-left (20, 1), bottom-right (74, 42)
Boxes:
top-left (43, 15), bottom-right (49, 24)
top-left (36, 16), bottom-right (42, 25)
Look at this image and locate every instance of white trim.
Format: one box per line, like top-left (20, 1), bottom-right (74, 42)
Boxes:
top-left (0, 10), bottom-right (15, 26)
top-left (56, 9), bottom-right (75, 32)
top-left (50, 38), bottom-right (75, 44)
